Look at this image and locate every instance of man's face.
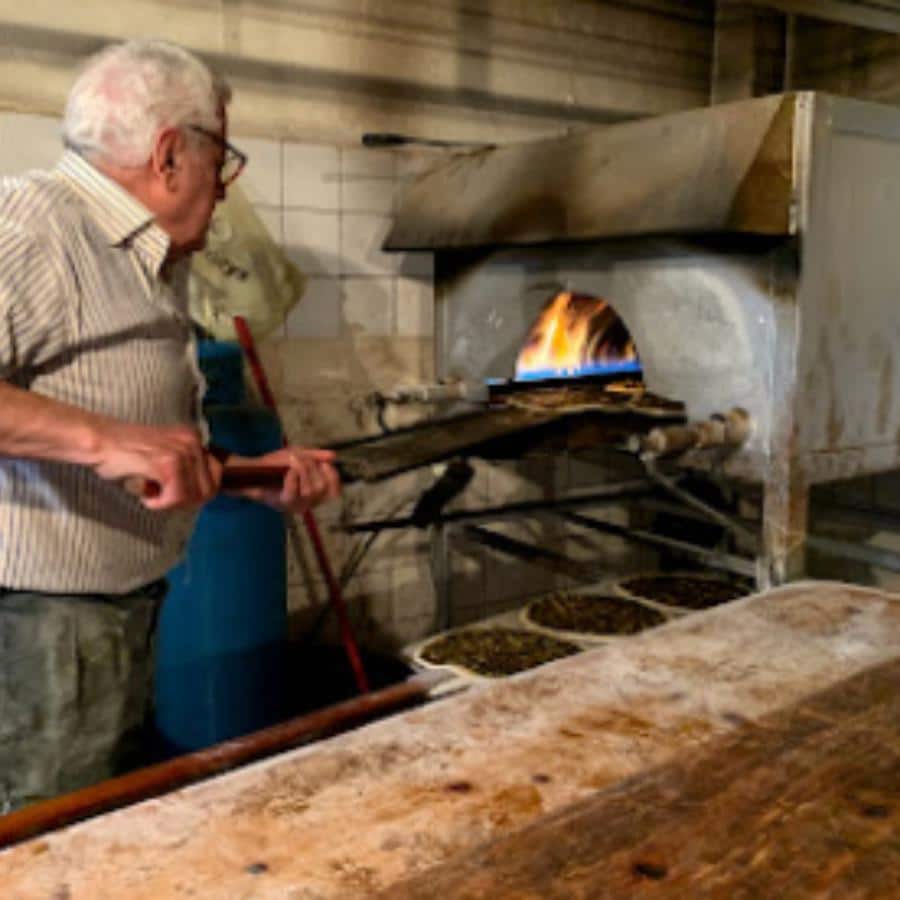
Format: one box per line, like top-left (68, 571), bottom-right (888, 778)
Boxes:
top-left (168, 118), bottom-right (228, 255)
top-left (153, 111), bottom-right (235, 258)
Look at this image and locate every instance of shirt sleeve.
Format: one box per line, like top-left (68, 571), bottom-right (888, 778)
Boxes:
top-left (0, 222), bottom-right (69, 381)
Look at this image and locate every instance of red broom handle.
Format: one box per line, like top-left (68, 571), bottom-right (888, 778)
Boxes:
top-left (231, 317), bottom-right (370, 694)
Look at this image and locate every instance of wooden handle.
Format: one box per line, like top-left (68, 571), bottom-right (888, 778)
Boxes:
top-left (221, 464), bottom-right (289, 489)
top-left (123, 465), bottom-right (291, 499)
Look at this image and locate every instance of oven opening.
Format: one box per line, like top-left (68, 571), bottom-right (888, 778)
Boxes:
top-left (514, 291), bottom-right (641, 383)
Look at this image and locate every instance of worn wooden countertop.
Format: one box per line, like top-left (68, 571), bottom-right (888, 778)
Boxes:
top-left (4, 580), bottom-right (900, 898)
top-left (385, 654), bottom-right (900, 898)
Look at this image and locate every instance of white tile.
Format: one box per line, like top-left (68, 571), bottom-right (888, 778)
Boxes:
top-left (391, 565), bottom-right (435, 623)
top-left (344, 569), bottom-right (393, 610)
top-left (397, 252), bottom-right (434, 280)
top-left (341, 213), bottom-right (397, 276)
top-left (447, 545), bottom-right (488, 618)
top-left (283, 142), bottom-right (340, 209)
top-left (234, 136), bottom-right (281, 206)
top-left (341, 175), bottom-right (397, 214)
top-left (396, 277), bottom-right (434, 337)
top-left (285, 277), bottom-right (342, 339)
top-left (385, 615), bottom-right (432, 648)
top-left (284, 209), bottom-right (340, 276)
top-left (367, 589), bottom-right (394, 628)
top-left (253, 205), bottom-right (282, 243)
top-left (342, 277), bottom-right (394, 337)
top-left (0, 113), bottom-right (62, 175)
top-left (340, 148), bottom-right (396, 214)
top-left (341, 147), bottom-right (395, 178)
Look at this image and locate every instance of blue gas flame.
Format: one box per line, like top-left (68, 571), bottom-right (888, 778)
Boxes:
top-left (513, 358), bottom-right (642, 382)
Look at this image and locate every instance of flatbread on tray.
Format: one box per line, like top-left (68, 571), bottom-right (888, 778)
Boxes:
top-left (501, 384), bottom-right (684, 418)
top-left (503, 387), bottom-right (631, 413)
top-left (614, 573), bottom-right (750, 611)
top-left (522, 591), bottom-right (667, 641)
top-left (415, 627), bottom-right (581, 678)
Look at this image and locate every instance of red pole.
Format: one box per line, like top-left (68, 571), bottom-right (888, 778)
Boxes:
top-left (232, 316), bottom-right (370, 693)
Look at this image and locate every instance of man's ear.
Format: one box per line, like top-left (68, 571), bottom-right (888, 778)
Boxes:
top-left (150, 127), bottom-right (182, 188)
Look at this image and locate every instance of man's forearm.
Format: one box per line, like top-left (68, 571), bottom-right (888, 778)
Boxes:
top-left (0, 381), bottom-right (218, 509)
top-left (0, 381), bottom-right (103, 465)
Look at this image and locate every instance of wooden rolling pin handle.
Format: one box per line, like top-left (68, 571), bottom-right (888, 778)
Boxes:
top-left (642, 425), bottom-right (698, 456)
top-left (632, 408), bottom-right (753, 458)
top-left (723, 407), bottom-right (752, 445)
top-left (122, 466), bottom-right (291, 500)
top-left (219, 465), bottom-right (290, 489)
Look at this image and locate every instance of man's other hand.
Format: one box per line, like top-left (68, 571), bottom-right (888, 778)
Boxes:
top-left (93, 421), bottom-right (223, 509)
top-left (232, 446), bottom-right (341, 513)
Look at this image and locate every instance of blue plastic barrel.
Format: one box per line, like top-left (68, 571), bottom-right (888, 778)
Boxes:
top-left (154, 341), bottom-right (287, 753)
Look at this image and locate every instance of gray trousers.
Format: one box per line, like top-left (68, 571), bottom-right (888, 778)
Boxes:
top-left (0, 581), bottom-right (166, 812)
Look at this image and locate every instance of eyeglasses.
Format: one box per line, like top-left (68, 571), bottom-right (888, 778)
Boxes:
top-left (186, 124), bottom-right (247, 187)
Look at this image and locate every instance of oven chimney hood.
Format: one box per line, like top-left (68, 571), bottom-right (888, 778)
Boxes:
top-left (385, 93), bottom-right (801, 251)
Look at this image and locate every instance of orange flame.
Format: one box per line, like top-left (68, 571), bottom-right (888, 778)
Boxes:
top-left (515, 292), bottom-right (638, 379)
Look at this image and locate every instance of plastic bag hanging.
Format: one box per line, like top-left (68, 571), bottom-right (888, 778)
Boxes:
top-left (188, 184), bottom-right (306, 341)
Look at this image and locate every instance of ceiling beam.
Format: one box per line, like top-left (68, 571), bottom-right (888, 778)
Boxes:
top-left (741, 1), bottom-right (900, 34)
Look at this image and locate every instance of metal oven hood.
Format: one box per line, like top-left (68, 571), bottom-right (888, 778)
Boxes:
top-left (385, 93), bottom-right (799, 250)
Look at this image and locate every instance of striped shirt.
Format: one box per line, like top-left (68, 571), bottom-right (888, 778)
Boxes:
top-left (0, 151), bottom-right (205, 593)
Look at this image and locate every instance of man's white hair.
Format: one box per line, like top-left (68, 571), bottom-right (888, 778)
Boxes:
top-left (63, 39), bottom-right (232, 167)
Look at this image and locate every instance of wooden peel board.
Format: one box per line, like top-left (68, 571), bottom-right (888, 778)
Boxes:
top-left (334, 389), bottom-right (684, 482)
top-left (5, 581), bottom-right (900, 898)
top-left (334, 407), bottom-right (557, 481)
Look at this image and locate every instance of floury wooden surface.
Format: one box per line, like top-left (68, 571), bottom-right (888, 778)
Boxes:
top-left (4, 582), bottom-right (900, 898)
top-left (385, 656), bottom-right (900, 899)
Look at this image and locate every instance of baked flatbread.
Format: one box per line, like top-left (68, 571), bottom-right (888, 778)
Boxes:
top-left (504, 386), bottom-right (634, 414)
top-left (418, 627), bottom-right (580, 677)
top-left (525, 592), bottom-right (666, 636)
top-left (617, 574), bottom-right (748, 610)
top-left (503, 384), bottom-right (684, 418)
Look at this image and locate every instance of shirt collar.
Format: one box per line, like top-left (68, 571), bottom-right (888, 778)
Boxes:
top-left (56, 150), bottom-right (171, 277)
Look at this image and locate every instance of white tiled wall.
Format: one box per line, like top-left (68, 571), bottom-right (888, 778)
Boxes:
top-left (235, 133), bottom-right (439, 648)
top-left (0, 113), bottom-right (63, 174)
top-left (276, 143), bottom-right (433, 338)
top-left (235, 135), bottom-right (283, 207)
top-left (283, 143), bottom-right (340, 209)
top-left (283, 209), bottom-right (342, 277)
top-left (284, 278), bottom-right (343, 339)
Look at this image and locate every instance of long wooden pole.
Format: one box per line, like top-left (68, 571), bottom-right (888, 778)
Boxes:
top-left (0, 672), bottom-right (441, 851)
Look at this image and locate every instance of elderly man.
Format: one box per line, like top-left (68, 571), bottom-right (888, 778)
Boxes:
top-left (0, 39), bottom-right (340, 811)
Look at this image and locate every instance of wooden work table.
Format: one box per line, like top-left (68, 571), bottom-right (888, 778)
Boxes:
top-left (3, 581), bottom-right (900, 898)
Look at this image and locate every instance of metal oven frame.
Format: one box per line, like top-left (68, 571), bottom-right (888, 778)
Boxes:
top-left (383, 92), bottom-right (900, 597)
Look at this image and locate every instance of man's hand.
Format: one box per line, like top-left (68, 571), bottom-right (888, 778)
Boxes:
top-left (92, 421), bottom-right (223, 510)
top-left (227, 446), bottom-right (341, 513)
